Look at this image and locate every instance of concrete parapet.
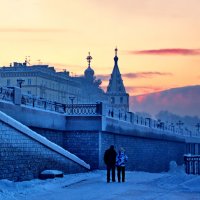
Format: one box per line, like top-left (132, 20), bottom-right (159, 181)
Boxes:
top-left (0, 111), bottom-right (90, 181)
top-left (13, 87), bottom-right (21, 105)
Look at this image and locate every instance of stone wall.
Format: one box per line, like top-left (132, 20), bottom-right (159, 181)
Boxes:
top-left (30, 127), bottom-right (64, 147)
top-left (99, 131), bottom-right (185, 172)
top-left (27, 128), bottom-right (100, 169)
top-left (0, 118), bottom-right (89, 182)
top-left (63, 131), bottom-right (100, 169)
top-left (0, 101), bottom-right (67, 131)
top-left (0, 99), bottom-right (188, 175)
top-left (31, 126), bottom-right (186, 172)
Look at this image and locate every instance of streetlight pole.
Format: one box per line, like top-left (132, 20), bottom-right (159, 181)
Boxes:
top-left (17, 79), bottom-right (25, 88)
top-left (171, 123), bottom-right (175, 133)
top-left (195, 123), bottom-right (200, 134)
top-left (176, 120), bottom-right (184, 135)
top-left (69, 96), bottom-right (75, 114)
top-left (176, 120), bottom-right (184, 128)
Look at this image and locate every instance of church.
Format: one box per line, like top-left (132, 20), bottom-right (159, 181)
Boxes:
top-left (106, 48), bottom-right (129, 113)
top-left (0, 48), bottom-right (129, 112)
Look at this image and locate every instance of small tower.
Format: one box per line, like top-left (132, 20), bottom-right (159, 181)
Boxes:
top-left (107, 48), bottom-right (129, 113)
top-left (84, 52), bottom-right (94, 82)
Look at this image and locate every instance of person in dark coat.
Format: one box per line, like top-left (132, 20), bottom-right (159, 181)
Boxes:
top-left (104, 145), bottom-right (117, 183)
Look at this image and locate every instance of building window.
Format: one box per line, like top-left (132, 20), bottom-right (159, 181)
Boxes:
top-left (186, 144), bottom-right (190, 154)
top-left (111, 97), bottom-right (115, 104)
top-left (27, 91), bottom-right (31, 95)
top-left (120, 97), bottom-right (123, 104)
top-left (7, 79), bottom-right (10, 86)
top-left (28, 79), bottom-right (32, 85)
top-left (191, 144), bottom-right (195, 154)
top-left (198, 144), bottom-right (200, 154)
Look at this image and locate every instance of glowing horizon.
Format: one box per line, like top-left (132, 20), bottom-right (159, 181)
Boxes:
top-left (0, 0), bottom-right (199, 96)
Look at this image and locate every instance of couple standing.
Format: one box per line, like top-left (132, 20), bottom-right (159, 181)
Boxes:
top-left (104, 145), bottom-right (128, 183)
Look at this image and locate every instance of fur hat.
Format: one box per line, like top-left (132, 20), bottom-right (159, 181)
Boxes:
top-left (120, 147), bottom-right (125, 152)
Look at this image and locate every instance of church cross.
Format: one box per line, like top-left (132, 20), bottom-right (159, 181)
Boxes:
top-left (86, 52), bottom-right (92, 67)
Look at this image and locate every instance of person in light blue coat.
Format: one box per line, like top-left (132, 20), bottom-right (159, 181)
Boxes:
top-left (116, 147), bottom-right (128, 182)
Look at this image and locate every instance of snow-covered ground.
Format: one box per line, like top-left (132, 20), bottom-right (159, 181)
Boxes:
top-left (0, 167), bottom-right (200, 200)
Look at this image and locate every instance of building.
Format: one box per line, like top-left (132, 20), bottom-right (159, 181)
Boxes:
top-left (0, 61), bottom-right (81, 104)
top-left (106, 48), bottom-right (129, 113)
top-left (0, 54), bottom-right (107, 104)
top-left (0, 49), bottom-right (128, 107)
top-left (74, 52), bottom-right (107, 104)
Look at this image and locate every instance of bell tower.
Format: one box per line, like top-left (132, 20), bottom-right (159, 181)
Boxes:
top-left (106, 48), bottom-right (129, 113)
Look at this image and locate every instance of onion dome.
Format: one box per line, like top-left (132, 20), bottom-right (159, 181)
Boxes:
top-left (84, 52), bottom-right (94, 80)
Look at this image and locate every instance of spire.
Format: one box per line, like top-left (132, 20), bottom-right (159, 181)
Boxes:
top-left (114, 47), bottom-right (118, 65)
top-left (106, 48), bottom-right (129, 112)
top-left (115, 47), bottom-right (118, 56)
top-left (86, 52), bottom-right (92, 68)
top-left (107, 48), bottom-right (126, 93)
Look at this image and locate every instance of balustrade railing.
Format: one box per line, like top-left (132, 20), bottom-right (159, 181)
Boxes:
top-left (65, 104), bottom-right (100, 115)
top-left (0, 87), bottom-right (197, 137)
top-left (0, 87), bottom-right (14, 102)
top-left (184, 155), bottom-right (200, 175)
top-left (21, 94), bottom-right (102, 115)
top-left (106, 108), bottom-right (198, 137)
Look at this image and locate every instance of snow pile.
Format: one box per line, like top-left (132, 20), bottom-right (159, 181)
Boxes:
top-left (168, 161), bottom-right (185, 175)
top-left (1, 170), bottom-right (200, 200)
top-left (0, 180), bottom-right (16, 193)
top-left (39, 170), bottom-right (64, 179)
top-left (40, 170), bottom-right (63, 175)
top-left (0, 172), bottom-right (100, 200)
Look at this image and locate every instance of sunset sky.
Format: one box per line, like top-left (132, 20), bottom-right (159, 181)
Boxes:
top-left (0, 0), bottom-right (200, 96)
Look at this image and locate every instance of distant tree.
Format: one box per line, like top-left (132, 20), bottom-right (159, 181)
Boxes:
top-left (93, 78), bottom-right (102, 88)
top-left (135, 112), bottom-right (152, 118)
top-left (156, 110), bottom-right (200, 128)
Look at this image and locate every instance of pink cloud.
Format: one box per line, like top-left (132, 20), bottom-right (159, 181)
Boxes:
top-left (96, 74), bottom-right (110, 81)
top-left (96, 71), bottom-right (172, 81)
top-left (123, 72), bottom-right (172, 78)
top-left (130, 85), bottom-right (200, 117)
top-left (126, 48), bottom-right (200, 56)
top-left (136, 95), bottom-right (147, 104)
top-left (101, 84), bottom-right (168, 96)
top-left (126, 86), bottom-right (167, 96)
